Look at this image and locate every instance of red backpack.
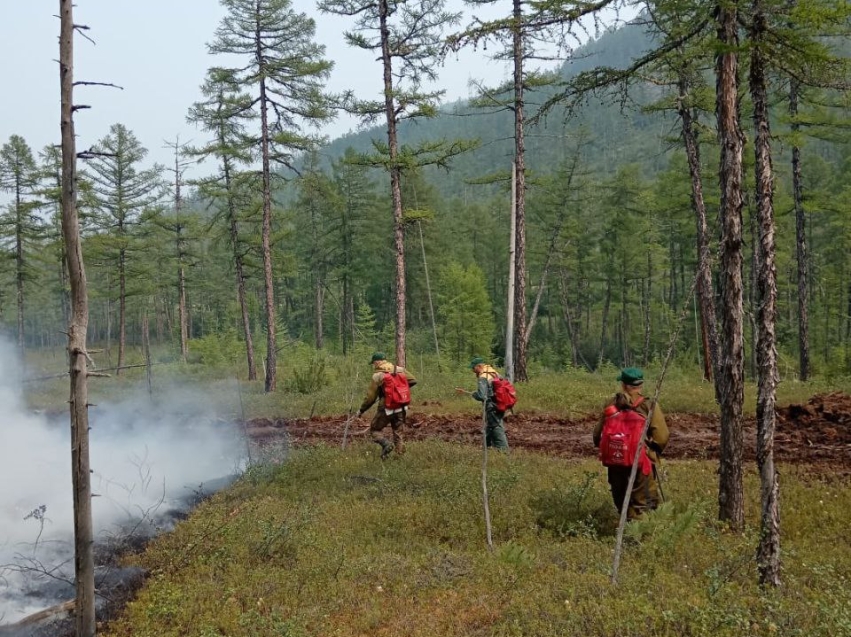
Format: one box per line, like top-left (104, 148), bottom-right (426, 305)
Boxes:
top-left (599, 398), bottom-right (651, 475)
top-left (382, 372), bottom-right (411, 410)
top-left (492, 377), bottom-right (517, 413)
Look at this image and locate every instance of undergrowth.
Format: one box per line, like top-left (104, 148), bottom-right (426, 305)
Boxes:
top-left (23, 345), bottom-right (846, 421)
top-left (103, 443), bottom-right (851, 637)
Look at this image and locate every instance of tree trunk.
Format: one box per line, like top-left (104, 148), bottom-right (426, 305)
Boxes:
top-left (256, 11), bottom-right (277, 392)
top-left (598, 277), bottom-right (612, 369)
top-left (558, 269), bottom-right (581, 368)
top-left (418, 220), bottom-right (441, 365)
top-left (178, 264), bottom-right (188, 362)
top-left (59, 2), bottom-right (95, 633)
top-left (15, 182), bottom-right (25, 356)
top-left (678, 78), bottom-right (720, 389)
top-left (715, 0), bottom-right (746, 532)
top-left (750, 4), bottom-right (781, 586)
top-left (118, 245), bottom-right (126, 376)
top-left (643, 250), bottom-right (652, 366)
top-left (505, 162), bottom-right (517, 380)
top-left (379, 0), bottom-right (407, 367)
top-left (223, 158), bottom-right (256, 381)
top-left (789, 79), bottom-right (810, 381)
top-left (512, 0), bottom-right (528, 381)
top-left (315, 275), bottom-right (325, 349)
top-left (173, 148), bottom-right (189, 363)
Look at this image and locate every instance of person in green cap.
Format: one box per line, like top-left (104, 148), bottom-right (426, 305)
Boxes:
top-left (455, 357), bottom-right (509, 450)
top-left (593, 367), bottom-right (669, 520)
top-left (357, 352), bottom-right (417, 459)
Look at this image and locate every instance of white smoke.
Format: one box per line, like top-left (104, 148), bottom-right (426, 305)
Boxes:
top-left (0, 340), bottom-right (245, 624)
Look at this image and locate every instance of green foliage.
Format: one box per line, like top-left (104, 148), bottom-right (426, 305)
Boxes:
top-left (531, 471), bottom-right (617, 539)
top-left (287, 354), bottom-right (328, 395)
top-left (436, 261), bottom-right (495, 362)
top-left (189, 330), bottom-right (247, 368)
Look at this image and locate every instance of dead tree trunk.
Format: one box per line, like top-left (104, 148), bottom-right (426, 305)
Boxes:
top-left (168, 140), bottom-right (190, 363)
top-left (512, 0), bottom-right (529, 381)
top-left (677, 76), bottom-right (720, 388)
top-left (59, 1), bottom-right (96, 633)
top-left (750, 3), bottom-right (781, 585)
top-left (715, 0), bottom-right (746, 532)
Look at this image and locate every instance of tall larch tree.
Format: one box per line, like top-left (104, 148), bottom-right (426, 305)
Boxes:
top-left (748, 0), bottom-right (780, 585)
top-left (188, 69), bottom-right (259, 380)
top-left (318, 0), bottom-right (474, 368)
top-left (208, 0), bottom-right (333, 391)
top-left (39, 144), bottom-right (72, 327)
top-left (447, 0), bottom-right (553, 381)
top-left (715, 0), bottom-right (746, 532)
top-left (0, 135), bottom-right (42, 356)
top-left (86, 123), bottom-right (163, 375)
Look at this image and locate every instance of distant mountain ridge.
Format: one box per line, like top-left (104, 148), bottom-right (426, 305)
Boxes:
top-left (318, 19), bottom-right (669, 196)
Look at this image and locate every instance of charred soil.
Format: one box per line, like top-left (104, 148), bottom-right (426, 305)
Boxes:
top-left (246, 392), bottom-right (851, 476)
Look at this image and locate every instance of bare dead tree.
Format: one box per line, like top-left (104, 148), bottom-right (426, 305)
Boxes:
top-left (163, 136), bottom-right (193, 363)
top-left (59, 0), bottom-right (95, 633)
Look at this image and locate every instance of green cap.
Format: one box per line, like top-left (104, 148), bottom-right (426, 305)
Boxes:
top-left (617, 367), bottom-right (644, 386)
top-left (469, 356), bottom-right (485, 370)
top-left (370, 352), bottom-right (387, 364)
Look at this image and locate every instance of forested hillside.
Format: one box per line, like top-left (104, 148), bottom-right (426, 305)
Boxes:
top-left (1, 12), bottom-right (849, 381)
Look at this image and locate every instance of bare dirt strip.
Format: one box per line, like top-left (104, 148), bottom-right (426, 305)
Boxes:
top-left (245, 392), bottom-right (851, 476)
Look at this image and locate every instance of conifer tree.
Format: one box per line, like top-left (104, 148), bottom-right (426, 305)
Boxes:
top-left (0, 135), bottom-right (42, 355)
top-left (86, 123), bottom-right (164, 374)
top-left (318, 0), bottom-right (475, 367)
top-left (714, 0), bottom-right (746, 534)
top-left (208, 0), bottom-right (333, 391)
top-left (188, 69), bottom-right (260, 380)
top-left (332, 148), bottom-right (376, 354)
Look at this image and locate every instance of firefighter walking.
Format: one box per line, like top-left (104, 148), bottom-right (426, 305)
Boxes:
top-left (357, 352), bottom-right (417, 459)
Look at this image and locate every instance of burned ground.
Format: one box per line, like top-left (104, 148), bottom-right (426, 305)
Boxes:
top-left (246, 392), bottom-right (851, 476)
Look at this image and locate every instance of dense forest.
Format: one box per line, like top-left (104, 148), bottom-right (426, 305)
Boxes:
top-left (1, 4), bottom-right (849, 385)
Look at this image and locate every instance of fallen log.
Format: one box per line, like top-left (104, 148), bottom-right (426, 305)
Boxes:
top-left (0, 599), bottom-right (75, 634)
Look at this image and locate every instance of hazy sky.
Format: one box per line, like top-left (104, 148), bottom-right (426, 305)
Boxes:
top-left (0, 1), bottom-right (528, 173)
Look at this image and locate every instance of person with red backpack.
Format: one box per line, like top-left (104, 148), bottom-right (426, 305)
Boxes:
top-left (357, 352), bottom-right (417, 460)
top-left (455, 356), bottom-right (511, 450)
top-left (593, 367), bottom-right (669, 520)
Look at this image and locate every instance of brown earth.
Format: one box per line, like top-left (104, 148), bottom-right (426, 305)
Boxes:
top-left (244, 392), bottom-right (851, 475)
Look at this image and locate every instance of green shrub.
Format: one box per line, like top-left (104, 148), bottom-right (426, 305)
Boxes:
top-left (530, 471), bottom-right (617, 539)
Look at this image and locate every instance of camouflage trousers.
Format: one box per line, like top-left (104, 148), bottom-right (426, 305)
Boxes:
top-left (607, 465), bottom-right (661, 520)
top-left (370, 409), bottom-right (406, 456)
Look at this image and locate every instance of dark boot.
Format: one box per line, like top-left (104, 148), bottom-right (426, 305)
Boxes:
top-left (380, 441), bottom-right (395, 460)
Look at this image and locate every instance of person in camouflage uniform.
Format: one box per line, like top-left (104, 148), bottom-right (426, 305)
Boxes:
top-left (357, 352), bottom-right (417, 459)
top-left (456, 356), bottom-right (509, 450)
top-left (593, 367), bottom-right (669, 520)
